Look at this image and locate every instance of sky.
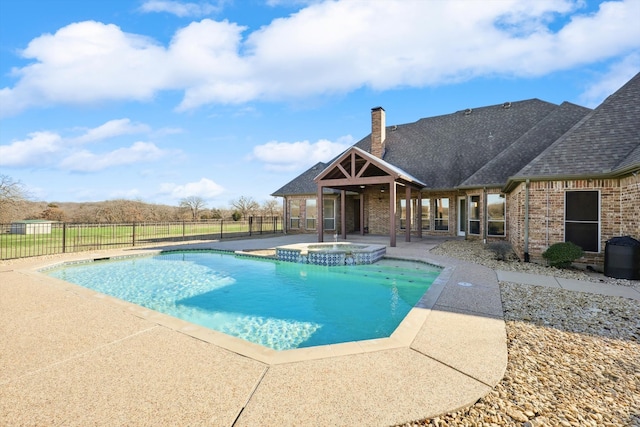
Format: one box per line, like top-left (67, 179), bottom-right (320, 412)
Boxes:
top-left (1, 0), bottom-right (639, 209)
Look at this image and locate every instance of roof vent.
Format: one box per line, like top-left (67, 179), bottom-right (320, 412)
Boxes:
top-left (502, 102), bottom-right (512, 109)
top-left (391, 125), bottom-right (398, 131)
top-left (464, 108), bottom-right (473, 115)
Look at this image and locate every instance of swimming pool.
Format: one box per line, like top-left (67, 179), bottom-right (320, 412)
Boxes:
top-left (44, 251), bottom-right (441, 350)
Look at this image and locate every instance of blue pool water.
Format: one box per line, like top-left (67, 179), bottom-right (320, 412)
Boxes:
top-left (45, 251), bottom-right (441, 350)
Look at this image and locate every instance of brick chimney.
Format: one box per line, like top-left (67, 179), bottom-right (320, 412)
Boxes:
top-left (371, 106), bottom-right (386, 159)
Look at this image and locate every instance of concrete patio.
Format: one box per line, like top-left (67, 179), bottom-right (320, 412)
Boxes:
top-left (1, 234), bottom-right (508, 426)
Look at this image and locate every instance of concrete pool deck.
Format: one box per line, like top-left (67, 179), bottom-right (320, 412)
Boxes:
top-left (1, 234), bottom-right (507, 426)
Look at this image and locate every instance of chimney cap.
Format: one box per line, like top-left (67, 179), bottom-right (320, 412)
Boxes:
top-left (371, 106), bottom-right (385, 112)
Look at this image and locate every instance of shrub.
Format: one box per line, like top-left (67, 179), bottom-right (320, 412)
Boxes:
top-left (231, 211), bottom-right (242, 221)
top-left (487, 241), bottom-right (514, 261)
top-left (542, 242), bottom-right (584, 268)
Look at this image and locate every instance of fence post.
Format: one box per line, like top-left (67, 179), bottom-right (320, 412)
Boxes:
top-left (182, 221), bottom-right (185, 240)
top-left (259, 216), bottom-right (263, 235)
top-left (132, 223), bottom-right (136, 247)
top-left (249, 217), bottom-right (252, 237)
top-left (220, 219), bottom-right (223, 239)
top-left (62, 223), bottom-right (67, 253)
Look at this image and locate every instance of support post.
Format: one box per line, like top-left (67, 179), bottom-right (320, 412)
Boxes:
top-left (360, 192), bottom-right (365, 235)
top-left (405, 185), bottom-right (411, 242)
top-left (317, 186), bottom-right (324, 242)
top-left (341, 190), bottom-right (346, 240)
top-left (389, 181), bottom-right (397, 247)
top-left (417, 191), bottom-right (423, 238)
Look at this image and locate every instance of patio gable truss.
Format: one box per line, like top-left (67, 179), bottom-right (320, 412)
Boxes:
top-left (313, 147), bottom-right (426, 246)
top-left (314, 147), bottom-right (425, 189)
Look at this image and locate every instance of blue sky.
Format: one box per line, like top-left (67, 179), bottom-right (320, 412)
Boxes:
top-left (1, 0), bottom-right (639, 208)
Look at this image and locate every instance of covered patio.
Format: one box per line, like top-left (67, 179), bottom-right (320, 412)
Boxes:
top-left (314, 147), bottom-right (426, 247)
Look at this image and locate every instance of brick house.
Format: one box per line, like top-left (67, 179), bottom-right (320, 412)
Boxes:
top-left (272, 72), bottom-right (640, 268)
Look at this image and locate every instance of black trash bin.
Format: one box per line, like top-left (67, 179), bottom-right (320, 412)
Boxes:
top-left (604, 236), bottom-right (640, 280)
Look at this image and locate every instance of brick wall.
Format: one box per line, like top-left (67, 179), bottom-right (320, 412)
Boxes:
top-left (365, 188), bottom-right (390, 234)
top-left (507, 178), bottom-right (627, 268)
top-left (620, 174), bottom-right (640, 239)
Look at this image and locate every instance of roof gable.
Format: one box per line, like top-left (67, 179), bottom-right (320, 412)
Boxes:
top-left (315, 146), bottom-right (426, 188)
top-left (460, 102), bottom-right (591, 187)
top-left (514, 72), bottom-right (640, 179)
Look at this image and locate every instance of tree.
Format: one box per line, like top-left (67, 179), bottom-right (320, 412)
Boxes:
top-left (180, 196), bottom-right (207, 221)
top-left (230, 196), bottom-right (259, 219)
top-left (261, 198), bottom-right (282, 217)
top-left (40, 203), bottom-right (66, 221)
top-left (0, 174), bottom-right (30, 223)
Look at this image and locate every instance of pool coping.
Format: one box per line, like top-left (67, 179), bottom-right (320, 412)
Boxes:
top-left (2, 235), bottom-right (507, 426)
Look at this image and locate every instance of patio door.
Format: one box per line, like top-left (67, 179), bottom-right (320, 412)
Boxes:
top-left (457, 196), bottom-right (466, 236)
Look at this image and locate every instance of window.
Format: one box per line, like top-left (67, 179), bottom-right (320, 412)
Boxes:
top-left (422, 198), bottom-right (430, 230)
top-left (434, 198), bottom-right (449, 231)
top-left (290, 200), bottom-right (300, 229)
top-left (565, 191), bottom-right (599, 252)
top-left (487, 194), bottom-right (505, 236)
top-left (306, 199), bottom-right (317, 230)
top-left (400, 199), bottom-right (409, 229)
top-left (323, 199), bottom-right (335, 230)
top-left (401, 199), bottom-right (427, 229)
top-left (469, 195), bottom-right (480, 235)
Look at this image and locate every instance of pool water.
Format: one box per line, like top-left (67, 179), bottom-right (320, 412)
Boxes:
top-left (45, 251), bottom-right (441, 350)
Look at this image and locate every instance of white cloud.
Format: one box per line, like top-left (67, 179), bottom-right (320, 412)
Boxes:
top-left (252, 135), bottom-right (352, 172)
top-left (2, 0), bottom-right (640, 116)
top-left (139, 1), bottom-right (222, 17)
top-left (0, 131), bottom-right (62, 167)
top-left (0, 118), bottom-right (172, 172)
top-left (59, 141), bottom-right (168, 172)
top-left (579, 52), bottom-right (640, 107)
top-left (1, 21), bottom-right (170, 116)
top-left (72, 119), bottom-right (151, 144)
top-left (159, 177), bottom-right (225, 199)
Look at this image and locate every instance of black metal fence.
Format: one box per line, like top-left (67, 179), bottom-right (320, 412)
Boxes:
top-left (0, 217), bottom-right (283, 260)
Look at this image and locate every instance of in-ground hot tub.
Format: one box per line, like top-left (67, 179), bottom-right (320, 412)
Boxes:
top-left (276, 242), bottom-right (386, 266)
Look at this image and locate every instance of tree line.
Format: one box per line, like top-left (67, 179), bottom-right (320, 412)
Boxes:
top-left (0, 174), bottom-right (282, 224)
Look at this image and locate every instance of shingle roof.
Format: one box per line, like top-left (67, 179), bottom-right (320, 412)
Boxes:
top-left (514, 72), bottom-right (640, 178)
top-left (271, 162), bottom-right (336, 196)
top-left (354, 99), bottom-right (560, 189)
top-left (272, 73), bottom-right (640, 198)
top-left (460, 102), bottom-right (591, 187)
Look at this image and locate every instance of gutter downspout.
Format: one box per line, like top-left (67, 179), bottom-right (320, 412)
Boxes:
top-left (524, 179), bottom-right (530, 262)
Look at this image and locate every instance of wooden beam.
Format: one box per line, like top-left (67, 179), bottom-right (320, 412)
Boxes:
top-left (405, 185), bottom-right (411, 242)
top-left (417, 191), bottom-right (423, 238)
top-left (318, 176), bottom-right (392, 187)
top-left (317, 186), bottom-right (324, 242)
top-left (336, 163), bottom-right (349, 179)
top-left (355, 160), bottom-right (371, 178)
top-left (341, 190), bottom-right (346, 239)
top-left (351, 152), bottom-right (356, 178)
top-left (360, 193), bottom-right (365, 235)
top-left (389, 181), bottom-right (396, 247)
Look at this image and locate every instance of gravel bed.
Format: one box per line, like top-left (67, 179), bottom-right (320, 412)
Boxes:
top-left (430, 240), bottom-right (640, 290)
top-left (398, 240), bottom-right (640, 427)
